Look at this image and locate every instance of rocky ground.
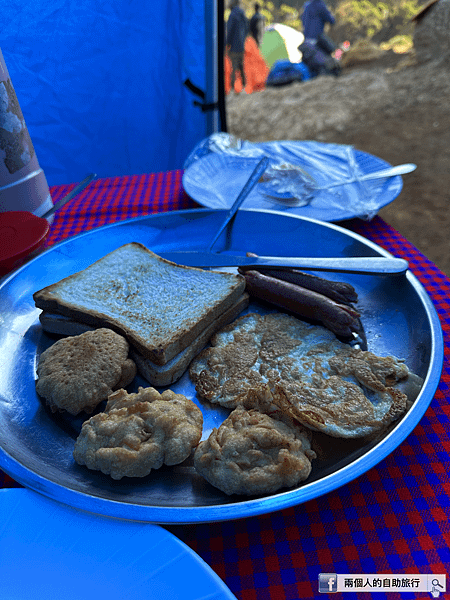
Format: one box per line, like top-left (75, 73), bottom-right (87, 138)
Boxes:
top-left (226, 40), bottom-right (450, 276)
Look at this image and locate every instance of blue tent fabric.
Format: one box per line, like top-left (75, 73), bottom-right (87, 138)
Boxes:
top-left (1, 0), bottom-right (217, 185)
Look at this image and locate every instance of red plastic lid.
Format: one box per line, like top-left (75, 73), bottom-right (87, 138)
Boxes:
top-left (0, 211), bottom-right (49, 275)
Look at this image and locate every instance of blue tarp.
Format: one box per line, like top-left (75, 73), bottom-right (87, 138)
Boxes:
top-left (1, 1), bottom-right (218, 185)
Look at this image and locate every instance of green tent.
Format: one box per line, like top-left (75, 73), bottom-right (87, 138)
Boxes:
top-left (260, 23), bottom-right (305, 68)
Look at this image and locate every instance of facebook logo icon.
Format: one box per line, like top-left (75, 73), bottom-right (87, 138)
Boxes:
top-left (319, 573), bottom-right (338, 593)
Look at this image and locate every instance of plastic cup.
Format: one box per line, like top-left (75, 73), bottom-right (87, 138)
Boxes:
top-left (0, 48), bottom-right (53, 218)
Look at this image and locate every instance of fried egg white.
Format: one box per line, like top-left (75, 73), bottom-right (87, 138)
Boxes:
top-left (190, 312), bottom-right (421, 438)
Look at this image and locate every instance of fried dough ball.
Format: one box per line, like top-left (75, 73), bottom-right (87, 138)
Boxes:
top-left (194, 408), bottom-right (316, 496)
top-left (36, 328), bottom-right (136, 415)
top-left (73, 386), bottom-right (203, 480)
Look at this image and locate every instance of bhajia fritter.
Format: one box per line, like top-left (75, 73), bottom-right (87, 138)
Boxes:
top-left (73, 386), bottom-right (203, 479)
top-left (36, 328), bottom-right (136, 415)
top-left (194, 407), bottom-right (316, 496)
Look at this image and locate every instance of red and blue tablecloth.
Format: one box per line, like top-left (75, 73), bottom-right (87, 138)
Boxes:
top-left (1, 171), bottom-right (449, 600)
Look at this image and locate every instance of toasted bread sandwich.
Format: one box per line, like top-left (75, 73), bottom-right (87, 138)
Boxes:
top-left (33, 243), bottom-right (247, 376)
top-left (38, 293), bottom-right (249, 386)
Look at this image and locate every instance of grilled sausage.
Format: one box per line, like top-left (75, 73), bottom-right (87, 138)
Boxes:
top-left (240, 269), bottom-right (361, 338)
top-left (240, 253), bottom-right (358, 304)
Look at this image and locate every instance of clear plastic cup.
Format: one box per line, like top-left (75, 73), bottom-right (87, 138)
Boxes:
top-left (0, 48), bottom-right (53, 219)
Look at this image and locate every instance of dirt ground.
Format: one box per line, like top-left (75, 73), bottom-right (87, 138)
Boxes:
top-left (226, 49), bottom-right (450, 276)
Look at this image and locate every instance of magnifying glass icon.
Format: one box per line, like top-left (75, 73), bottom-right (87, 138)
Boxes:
top-left (431, 578), bottom-right (445, 598)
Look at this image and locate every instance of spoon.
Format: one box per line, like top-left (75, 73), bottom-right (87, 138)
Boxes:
top-left (262, 163), bottom-right (416, 205)
top-left (317, 163), bottom-right (417, 190)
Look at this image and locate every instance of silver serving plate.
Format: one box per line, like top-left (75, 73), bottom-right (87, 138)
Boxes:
top-left (0, 209), bottom-right (443, 523)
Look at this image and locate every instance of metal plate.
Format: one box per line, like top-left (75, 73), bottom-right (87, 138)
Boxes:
top-left (182, 142), bottom-right (404, 222)
top-left (0, 209), bottom-right (443, 523)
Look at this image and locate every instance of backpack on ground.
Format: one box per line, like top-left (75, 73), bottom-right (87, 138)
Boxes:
top-left (266, 60), bottom-right (311, 87)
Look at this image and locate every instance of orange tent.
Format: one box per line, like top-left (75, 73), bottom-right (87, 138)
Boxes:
top-left (225, 36), bottom-right (269, 94)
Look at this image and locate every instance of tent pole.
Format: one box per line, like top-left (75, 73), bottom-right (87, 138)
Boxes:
top-left (217, 0), bottom-right (227, 131)
top-left (204, 0), bottom-right (220, 134)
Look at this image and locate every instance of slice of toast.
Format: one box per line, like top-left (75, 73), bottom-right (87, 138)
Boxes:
top-left (33, 243), bottom-right (246, 365)
top-left (39, 293), bottom-right (249, 386)
top-left (131, 293), bottom-right (249, 386)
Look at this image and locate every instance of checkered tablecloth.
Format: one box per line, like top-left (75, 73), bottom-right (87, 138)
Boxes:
top-left (1, 171), bottom-right (449, 600)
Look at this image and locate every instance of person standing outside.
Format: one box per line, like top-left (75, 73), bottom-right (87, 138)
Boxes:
top-left (301, 0), bottom-right (335, 45)
top-left (226, 0), bottom-right (248, 92)
top-left (249, 3), bottom-right (265, 47)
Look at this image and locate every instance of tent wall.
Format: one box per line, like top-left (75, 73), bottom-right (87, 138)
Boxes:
top-left (1, 0), bottom-right (220, 186)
